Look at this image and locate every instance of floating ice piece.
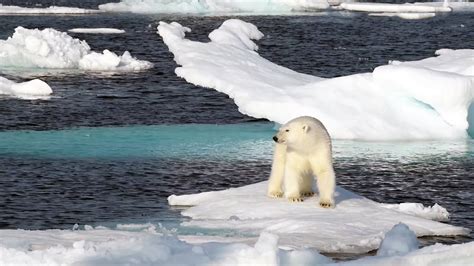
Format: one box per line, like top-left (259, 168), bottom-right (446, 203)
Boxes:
top-left (369, 12), bottom-right (436, 20)
top-left (376, 223), bottom-right (419, 257)
top-left (99, 0), bottom-right (331, 14)
top-left (381, 203), bottom-right (449, 222)
top-left (168, 181), bottom-right (470, 253)
top-left (340, 2), bottom-right (452, 13)
top-left (0, 4), bottom-right (101, 14)
top-left (68, 28), bottom-right (125, 34)
top-left (158, 20), bottom-right (474, 140)
top-left (0, 76), bottom-right (52, 99)
top-left (0, 27), bottom-right (152, 72)
top-left (0, 224), bottom-right (472, 265)
top-left (0, 228), bottom-right (332, 266)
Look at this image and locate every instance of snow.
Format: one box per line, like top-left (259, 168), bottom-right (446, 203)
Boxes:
top-left (0, 4), bottom-right (101, 14)
top-left (368, 12), bottom-right (436, 20)
top-left (168, 181), bottom-right (469, 253)
top-left (0, 223), bottom-right (472, 266)
top-left (158, 19), bottom-right (474, 140)
top-left (0, 27), bottom-right (152, 72)
top-left (0, 76), bottom-right (52, 100)
top-left (381, 203), bottom-right (450, 222)
top-left (68, 28), bottom-right (125, 34)
top-left (99, 0), bottom-right (331, 14)
top-left (376, 223), bottom-right (419, 256)
top-left (340, 2), bottom-right (452, 13)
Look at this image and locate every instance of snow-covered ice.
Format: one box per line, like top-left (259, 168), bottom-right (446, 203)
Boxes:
top-left (0, 27), bottom-right (152, 72)
top-left (0, 76), bottom-right (52, 99)
top-left (340, 2), bottom-right (452, 13)
top-left (68, 28), bottom-right (125, 34)
top-left (168, 181), bottom-right (469, 253)
top-left (99, 0), bottom-right (331, 14)
top-left (158, 19), bottom-right (474, 140)
top-left (368, 12), bottom-right (436, 20)
top-left (0, 222), bottom-right (472, 266)
top-left (0, 4), bottom-right (101, 14)
top-left (381, 203), bottom-right (450, 222)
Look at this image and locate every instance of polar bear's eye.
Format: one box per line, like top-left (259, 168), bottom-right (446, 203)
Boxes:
top-left (285, 129), bottom-right (290, 132)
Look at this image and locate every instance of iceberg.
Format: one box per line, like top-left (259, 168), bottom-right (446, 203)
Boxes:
top-left (158, 19), bottom-right (474, 140)
top-left (168, 181), bottom-right (469, 253)
top-left (68, 28), bottom-right (126, 34)
top-left (0, 76), bottom-right (52, 100)
top-left (0, 27), bottom-right (152, 72)
top-left (0, 4), bottom-right (101, 14)
top-left (99, 0), bottom-right (331, 14)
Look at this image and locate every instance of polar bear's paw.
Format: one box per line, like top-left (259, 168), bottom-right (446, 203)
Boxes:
top-left (268, 191), bottom-right (283, 198)
top-left (288, 196), bottom-right (304, 202)
top-left (319, 199), bottom-right (335, 208)
top-left (301, 192), bottom-right (315, 197)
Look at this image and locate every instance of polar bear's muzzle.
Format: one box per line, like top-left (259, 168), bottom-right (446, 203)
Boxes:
top-left (273, 136), bottom-right (279, 142)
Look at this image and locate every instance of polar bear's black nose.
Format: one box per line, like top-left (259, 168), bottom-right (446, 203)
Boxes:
top-left (272, 136), bottom-right (278, 142)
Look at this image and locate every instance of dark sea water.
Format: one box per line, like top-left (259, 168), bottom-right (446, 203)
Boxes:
top-left (0, 0), bottom-right (473, 254)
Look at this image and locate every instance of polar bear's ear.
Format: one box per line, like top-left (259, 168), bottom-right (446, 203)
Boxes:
top-left (302, 124), bottom-right (310, 133)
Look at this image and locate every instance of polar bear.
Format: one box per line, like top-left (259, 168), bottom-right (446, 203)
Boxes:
top-left (267, 116), bottom-right (336, 208)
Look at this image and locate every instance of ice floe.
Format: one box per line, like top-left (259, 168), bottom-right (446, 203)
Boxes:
top-left (158, 19), bottom-right (474, 140)
top-left (168, 181), bottom-right (469, 253)
top-left (99, 0), bottom-right (331, 14)
top-left (0, 222), bottom-right (472, 265)
top-left (0, 76), bottom-right (52, 99)
top-left (68, 28), bottom-right (126, 34)
top-left (0, 4), bottom-right (101, 15)
top-left (0, 27), bottom-right (152, 72)
top-left (368, 12), bottom-right (436, 20)
top-left (340, 2), bottom-right (452, 13)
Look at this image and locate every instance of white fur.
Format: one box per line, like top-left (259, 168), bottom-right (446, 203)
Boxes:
top-left (267, 116), bottom-right (336, 208)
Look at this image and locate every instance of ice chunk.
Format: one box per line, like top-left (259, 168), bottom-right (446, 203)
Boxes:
top-left (369, 12), bottom-right (436, 20)
top-left (340, 2), bottom-right (452, 13)
top-left (0, 76), bottom-right (52, 100)
top-left (168, 181), bottom-right (470, 253)
top-left (381, 203), bottom-right (449, 222)
top-left (0, 27), bottom-right (152, 72)
top-left (377, 223), bottom-right (419, 256)
top-left (0, 4), bottom-right (101, 14)
top-left (158, 20), bottom-right (474, 140)
top-left (68, 28), bottom-right (125, 34)
top-left (99, 0), bottom-right (331, 14)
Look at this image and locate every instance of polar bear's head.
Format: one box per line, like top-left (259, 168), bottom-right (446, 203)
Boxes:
top-left (273, 116), bottom-right (315, 148)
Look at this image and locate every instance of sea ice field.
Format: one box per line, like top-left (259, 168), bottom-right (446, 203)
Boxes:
top-left (0, 0), bottom-right (473, 265)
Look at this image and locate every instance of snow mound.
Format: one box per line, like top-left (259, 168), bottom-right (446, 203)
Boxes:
top-left (0, 4), bottom-right (101, 14)
top-left (0, 228), bottom-right (331, 266)
top-left (168, 181), bottom-right (470, 253)
top-left (340, 2), bottom-right (452, 13)
top-left (0, 224), bottom-right (472, 265)
top-left (158, 19), bottom-right (474, 140)
top-left (68, 28), bottom-right (125, 34)
top-left (381, 203), bottom-right (450, 222)
top-left (99, 0), bottom-right (330, 14)
top-left (0, 76), bottom-right (52, 99)
top-left (377, 223), bottom-right (419, 257)
top-left (0, 27), bottom-right (152, 72)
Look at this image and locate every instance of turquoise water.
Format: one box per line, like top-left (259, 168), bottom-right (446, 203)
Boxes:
top-left (0, 123), bottom-right (275, 160)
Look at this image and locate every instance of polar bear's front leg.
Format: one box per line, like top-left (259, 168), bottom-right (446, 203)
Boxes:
top-left (314, 162), bottom-right (336, 208)
top-left (283, 153), bottom-right (308, 202)
top-left (267, 143), bottom-right (286, 198)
